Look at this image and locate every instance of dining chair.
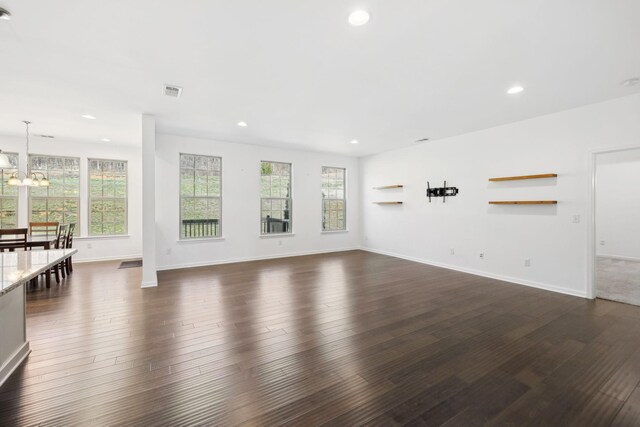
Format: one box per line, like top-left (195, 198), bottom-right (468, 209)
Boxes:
top-left (0, 228), bottom-right (28, 252)
top-left (29, 222), bottom-right (59, 237)
top-left (64, 223), bottom-right (76, 275)
top-left (50, 224), bottom-right (68, 284)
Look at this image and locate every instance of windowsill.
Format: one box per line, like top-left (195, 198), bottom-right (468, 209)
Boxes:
top-left (76, 235), bottom-right (131, 240)
top-left (321, 230), bottom-right (349, 234)
top-left (177, 237), bottom-right (226, 243)
top-left (259, 233), bottom-right (296, 239)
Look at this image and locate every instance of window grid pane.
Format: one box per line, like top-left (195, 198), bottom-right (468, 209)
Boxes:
top-left (89, 159), bottom-right (127, 236)
top-left (322, 167), bottom-right (346, 231)
top-left (29, 155), bottom-right (80, 232)
top-left (260, 161), bottom-right (292, 234)
top-left (0, 153), bottom-right (19, 229)
top-left (180, 153), bottom-right (222, 239)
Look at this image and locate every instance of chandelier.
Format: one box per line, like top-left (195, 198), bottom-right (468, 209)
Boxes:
top-left (7, 121), bottom-right (50, 187)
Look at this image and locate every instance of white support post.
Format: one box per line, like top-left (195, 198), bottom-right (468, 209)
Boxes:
top-left (141, 114), bottom-right (158, 288)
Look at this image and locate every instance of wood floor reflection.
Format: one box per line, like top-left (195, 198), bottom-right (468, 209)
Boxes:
top-left (1, 250), bottom-right (640, 425)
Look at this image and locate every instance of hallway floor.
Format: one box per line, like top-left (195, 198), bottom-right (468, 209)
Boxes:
top-left (597, 256), bottom-right (640, 306)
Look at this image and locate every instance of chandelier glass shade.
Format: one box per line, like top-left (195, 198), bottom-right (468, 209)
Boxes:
top-left (6, 121), bottom-right (50, 187)
top-left (7, 171), bottom-right (50, 187)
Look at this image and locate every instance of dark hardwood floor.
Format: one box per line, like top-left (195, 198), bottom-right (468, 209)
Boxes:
top-left (1, 250), bottom-right (640, 426)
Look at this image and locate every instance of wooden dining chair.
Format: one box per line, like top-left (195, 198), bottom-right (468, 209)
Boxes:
top-left (52, 224), bottom-right (68, 283)
top-left (36, 224), bottom-right (68, 287)
top-left (0, 228), bottom-right (28, 252)
top-left (64, 223), bottom-right (76, 275)
top-left (29, 222), bottom-right (59, 237)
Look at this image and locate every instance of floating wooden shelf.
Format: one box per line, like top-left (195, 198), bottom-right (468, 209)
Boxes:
top-left (489, 173), bottom-right (557, 182)
top-left (373, 185), bottom-right (404, 189)
top-left (373, 201), bottom-right (403, 205)
top-left (489, 201), bottom-right (557, 205)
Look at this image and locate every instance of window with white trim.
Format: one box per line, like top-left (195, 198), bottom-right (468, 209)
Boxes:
top-left (29, 155), bottom-right (80, 229)
top-left (89, 159), bottom-right (128, 235)
top-left (321, 166), bottom-right (346, 231)
top-left (0, 153), bottom-right (18, 229)
top-left (180, 153), bottom-right (222, 239)
top-left (260, 161), bottom-right (292, 234)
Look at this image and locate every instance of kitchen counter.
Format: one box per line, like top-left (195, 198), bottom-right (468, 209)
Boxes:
top-left (0, 249), bottom-right (77, 386)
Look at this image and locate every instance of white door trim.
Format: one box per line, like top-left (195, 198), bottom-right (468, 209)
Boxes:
top-left (587, 144), bottom-right (640, 299)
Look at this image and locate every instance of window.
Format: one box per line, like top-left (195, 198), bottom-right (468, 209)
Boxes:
top-left (0, 153), bottom-right (19, 229)
top-left (29, 155), bottom-right (80, 229)
top-left (260, 161), bottom-right (292, 234)
top-left (180, 153), bottom-right (222, 239)
top-left (89, 159), bottom-right (128, 235)
top-left (322, 167), bottom-right (346, 231)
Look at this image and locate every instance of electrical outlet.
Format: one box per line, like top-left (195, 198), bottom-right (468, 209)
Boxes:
top-left (87, 243), bottom-right (93, 249)
top-left (450, 248), bottom-right (455, 255)
top-left (572, 215), bottom-right (581, 224)
top-left (600, 240), bottom-right (606, 246)
top-left (278, 240), bottom-right (283, 246)
top-left (524, 259), bottom-right (531, 267)
top-left (166, 248), bottom-right (172, 255)
top-left (479, 253), bottom-right (484, 259)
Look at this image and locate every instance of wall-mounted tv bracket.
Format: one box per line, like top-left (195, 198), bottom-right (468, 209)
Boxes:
top-left (426, 181), bottom-right (459, 203)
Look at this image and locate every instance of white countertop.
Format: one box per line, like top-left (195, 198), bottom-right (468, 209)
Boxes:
top-left (0, 249), bottom-right (78, 295)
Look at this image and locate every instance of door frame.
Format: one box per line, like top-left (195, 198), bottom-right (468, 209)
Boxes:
top-left (587, 144), bottom-right (640, 299)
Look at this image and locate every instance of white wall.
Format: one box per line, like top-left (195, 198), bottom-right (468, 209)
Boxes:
top-left (0, 135), bottom-right (142, 262)
top-left (360, 93), bottom-right (640, 298)
top-left (596, 149), bottom-right (640, 261)
top-left (155, 134), bottom-right (360, 270)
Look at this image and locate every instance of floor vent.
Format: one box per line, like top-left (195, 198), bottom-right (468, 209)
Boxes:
top-left (119, 260), bottom-right (142, 269)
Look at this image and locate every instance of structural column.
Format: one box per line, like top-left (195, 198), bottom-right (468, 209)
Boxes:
top-left (141, 114), bottom-right (158, 288)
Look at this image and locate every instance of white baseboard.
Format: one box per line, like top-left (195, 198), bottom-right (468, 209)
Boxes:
top-left (0, 341), bottom-right (30, 387)
top-left (157, 247), bottom-right (360, 272)
top-left (361, 247), bottom-right (588, 299)
top-left (74, 254), bottom-right (142, 264)
top-left (597, 254), bottom-right (640, 263)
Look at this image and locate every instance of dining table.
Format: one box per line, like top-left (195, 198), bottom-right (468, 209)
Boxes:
top-left (23, 235), bottom-right (59, 250)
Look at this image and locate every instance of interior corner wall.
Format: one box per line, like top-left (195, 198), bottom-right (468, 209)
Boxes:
top-left (0, 135), bottom-right (143, 262)
top-left (595, 151), bottom-right (640, 261)
top-left (359, 93), bottom-right (640, 298)
top-left (154, 134), bottom-right (360, 270)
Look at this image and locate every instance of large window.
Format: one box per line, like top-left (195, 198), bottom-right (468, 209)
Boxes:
top-left (29, 155), bottom-right (80, 228)
top-left (0, 153), bottom-right (19, 229)
top-left (321, 167), bottom-right (346, 231)
top-left (260, 161), bottom-right (292, 234)
top-left (180, 153), bottom-right (221, 239)
top-left (89, 159), bottom-right (127, 235)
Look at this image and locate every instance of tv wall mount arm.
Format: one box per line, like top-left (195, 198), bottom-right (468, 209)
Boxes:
top-left (426, 180), bottom-right (459, 203)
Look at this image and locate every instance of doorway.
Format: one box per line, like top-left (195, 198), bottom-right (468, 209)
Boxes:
top-left (594, 148), bottom-right (640, 305)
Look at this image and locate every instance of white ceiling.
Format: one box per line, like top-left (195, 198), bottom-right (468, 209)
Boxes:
top-left (0, 0), bottom-right (639, 155)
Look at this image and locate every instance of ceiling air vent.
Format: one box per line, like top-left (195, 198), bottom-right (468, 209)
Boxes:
top-left (163, 84), bottom-right (183, 98)
top-left (37, 134), bottom-right (55, 139)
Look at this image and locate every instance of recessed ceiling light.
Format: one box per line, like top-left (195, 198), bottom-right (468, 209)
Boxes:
top-left (350, 139), bottom-right (359, 144)
top-left (101, 138), bottom-right (111, 142)
top-left (348, 10), bottom-right (370, 26)
top-left (0, 7), bottom-right (11, 20)
top-left (621, 77), bottom-right (640, 87)
top-left (237, 121), bottom-right (248, 127)
top-left (81, 114), bottom-right (97, 120)
top-left (507, 86), bottom-right (524, 95)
